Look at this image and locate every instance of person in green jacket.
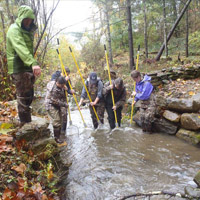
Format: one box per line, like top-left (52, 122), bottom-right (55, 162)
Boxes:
top-left (6, 5), bottom-right (41, 124)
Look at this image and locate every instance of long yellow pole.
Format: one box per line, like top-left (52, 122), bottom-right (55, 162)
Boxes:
top-left (69, 46), bottom-right (100, 124)
top-left (104, 45), bottom-right (118, 128)
top-left (56, 48), bottom-right (87, 127)
top-left (130, 45), bottom-right (140, 125)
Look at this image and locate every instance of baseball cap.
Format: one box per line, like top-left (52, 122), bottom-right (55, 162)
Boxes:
top-left (89, 72), bottom-right (97, 84)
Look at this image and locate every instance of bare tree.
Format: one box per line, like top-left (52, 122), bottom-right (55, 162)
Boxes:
top-left (104, 1), bottom-right (114, 65)
top-left (155, 0), bottom-right (192, 61)
top-left (143, 0), bottom-right (148, 58)
top-left (163, 0), bottom-right (168, 57)
top-left (126, 0), bottom-right (134, 70)
top-left (185, 6), bottom-right (189, 57)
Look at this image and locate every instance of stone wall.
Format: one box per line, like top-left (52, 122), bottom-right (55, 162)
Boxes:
top-left (147, 65), bottom-right (200, 87)
top-left (132, 65), bottom-right (200, 146)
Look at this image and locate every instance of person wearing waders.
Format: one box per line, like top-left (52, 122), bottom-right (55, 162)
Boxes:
top-left (131, 70), bottom-right (156, 133)
top-left (79, 72), bottom-right (105, 129)
top-left (103, 77), bottom-right (126, 129)
top-left (51, 66), bottom-right (75, 135)
top-left (45, 76), bottom-right (68, 143)
top-left (6, 5), bottom-right (41, 125)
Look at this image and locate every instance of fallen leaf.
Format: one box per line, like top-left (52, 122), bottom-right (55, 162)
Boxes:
top-left (188, 91), bottom-right (195, 96)
top-left (12, 163), bottom-right (27, 175)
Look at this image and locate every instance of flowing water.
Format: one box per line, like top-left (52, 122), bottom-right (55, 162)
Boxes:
top-left (63, 108), bottom-right (200, 200)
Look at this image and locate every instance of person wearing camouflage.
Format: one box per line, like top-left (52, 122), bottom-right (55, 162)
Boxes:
top-left (6, 5), bottom-right (41, 124)
top-left (131, 70), bottom-right (156, 133)
top-left (103, 77), bottom-right (126, 129)
top-left (79, 72), bottom-right (105, 129)
top-left (45, 76), bottom-right (68, 143)
top-left (51, 66), bottom-right (75, 134)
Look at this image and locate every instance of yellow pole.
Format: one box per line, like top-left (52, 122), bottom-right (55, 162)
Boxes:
top-left (104, 45), bottom-right (118, 128)
top-left (56, 48), bottom-right (87, 127)
top-left (69, 46), bottom-right (100, 124)
top-left (130, 45), bottom-right (140, 125)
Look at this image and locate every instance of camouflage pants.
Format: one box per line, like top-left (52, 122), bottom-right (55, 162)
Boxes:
top-left (47, 106), bottom-right (67, 128)
top-left (89, 103), bottom-right (105, 129)
top-left (140, 93), bottom-right (156, 131)
top-left (12, 72), bottom-right (35, 123)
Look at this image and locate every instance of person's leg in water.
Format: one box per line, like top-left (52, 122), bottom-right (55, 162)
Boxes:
top-left (105, 105), bottom-right (115, 129)
top-left (116, 106), bottom-right (122, 127)
top-left (89, 105), bottom-right (98, 129)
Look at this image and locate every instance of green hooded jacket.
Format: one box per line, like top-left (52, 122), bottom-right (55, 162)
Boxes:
top-left (6, 5), bottom-right (38, 74)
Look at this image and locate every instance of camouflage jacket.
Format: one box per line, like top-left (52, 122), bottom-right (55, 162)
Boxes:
top-left (45, 81), bottom-right (68, 110)
top-left (103, 80), bottom-right (126, 108)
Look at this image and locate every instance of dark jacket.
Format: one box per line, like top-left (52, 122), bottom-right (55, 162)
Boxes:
top-left (103, 80), bottom-right (126, 108)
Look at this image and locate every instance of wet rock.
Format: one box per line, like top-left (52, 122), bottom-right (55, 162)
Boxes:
top-left (184, 186), bottom-right (200, 198)
top-left (163, 110), bottom-right (180, 123)
top-left (181, 113), bottom-right (200, 130)
top-left (153, 118), bottom-right (178, 135)
top-left (194, 170), bottom-right (200, 188)
top-left (176, 128), bottom-right (200, 145)
top-left (167, 98), bottom-right (194, 112)
top-left (192, 93), bottom-right (200, 112)
top-left (16, 116), bottom-right (50, 142)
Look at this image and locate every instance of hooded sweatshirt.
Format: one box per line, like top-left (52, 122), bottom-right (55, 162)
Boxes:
top-left (6, 5), bottom-right (38, 74)
top-left (134, 75), bottom-right (153, 102)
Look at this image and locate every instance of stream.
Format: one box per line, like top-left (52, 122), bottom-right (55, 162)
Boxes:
top-left (61, 108), bottom-right (199, 200)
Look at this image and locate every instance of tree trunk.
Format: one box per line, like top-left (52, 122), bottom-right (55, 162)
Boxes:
top-left (172, 0), bottom-right (179, 37)
top-left (126, 0), bottom-right (134, 70)
top-left (105, 1), bottom-right (114, 66)
top-left (5, 0), bottom-right (14, 24)
top-left (0, 11), bottom-right (6, 49)
top-left (163, 0), bottom-right (168, 57)
top-left (155, 0), bottom-right (192, 61)
top-left (185, 7), bottom-right (189, 57)
top-left (143, 0), bottom-right (148, 58)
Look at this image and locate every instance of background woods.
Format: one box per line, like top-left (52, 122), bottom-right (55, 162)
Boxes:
top-left (1, 0), bottom-right (200, 101)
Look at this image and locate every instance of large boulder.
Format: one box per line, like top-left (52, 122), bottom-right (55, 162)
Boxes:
top-left (176, 128), bottom-right (200, 145)
top-left (163, 110), bottom-right (180, 123)
top-left (153, 118), bottom-right (178, 135)
top-left (192, 93), bottom-right (200, 112)
top-left (16, 116), bottom-right (50, 142)
top-left (167, 98), bottom-right (194, 113)
top-left (181, 113), bottom-right (200, 130)
top-left (194, 170), bottom-right (200, 188)
top-left (184, 186), bottom-right (200, 198)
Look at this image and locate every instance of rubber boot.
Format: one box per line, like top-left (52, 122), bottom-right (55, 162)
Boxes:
top-left (61, 122), bottom-right (67, 134)
top-left (61, 122), bottom-right (67, 140)
top-left (53, 127), bottom-right (63, 144)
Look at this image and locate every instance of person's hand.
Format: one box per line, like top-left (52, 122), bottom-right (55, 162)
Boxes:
top-left (112, 105), bottom-right (116, 111)
top-left (32, 65), bottom-right (41, 77)
top-left (132, 91), bottom-right (136, 96)
top-left (70, 89), bottom-right (75, 94)
top-left (132, 101), bottom-right (136, 107)
top-left (65, 76), bottom-right (70, 81)
top-left (109, 84), bottom-right (114, 90)
top-left (90, 102), bottom-right (96, 106)
top-left (65, 103), bottom-right (68, 108)
top-left (78, 102), bottom-right (82, 107)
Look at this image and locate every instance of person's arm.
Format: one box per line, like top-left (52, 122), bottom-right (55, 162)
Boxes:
top-left (8, 27), bottom-right (38, 67)
top-left (115, 88), bottom-right (126, 108)
top-left (102, 81), bottom-right (113, 95)
top-left (134, 82), bottom-right (153, 101)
